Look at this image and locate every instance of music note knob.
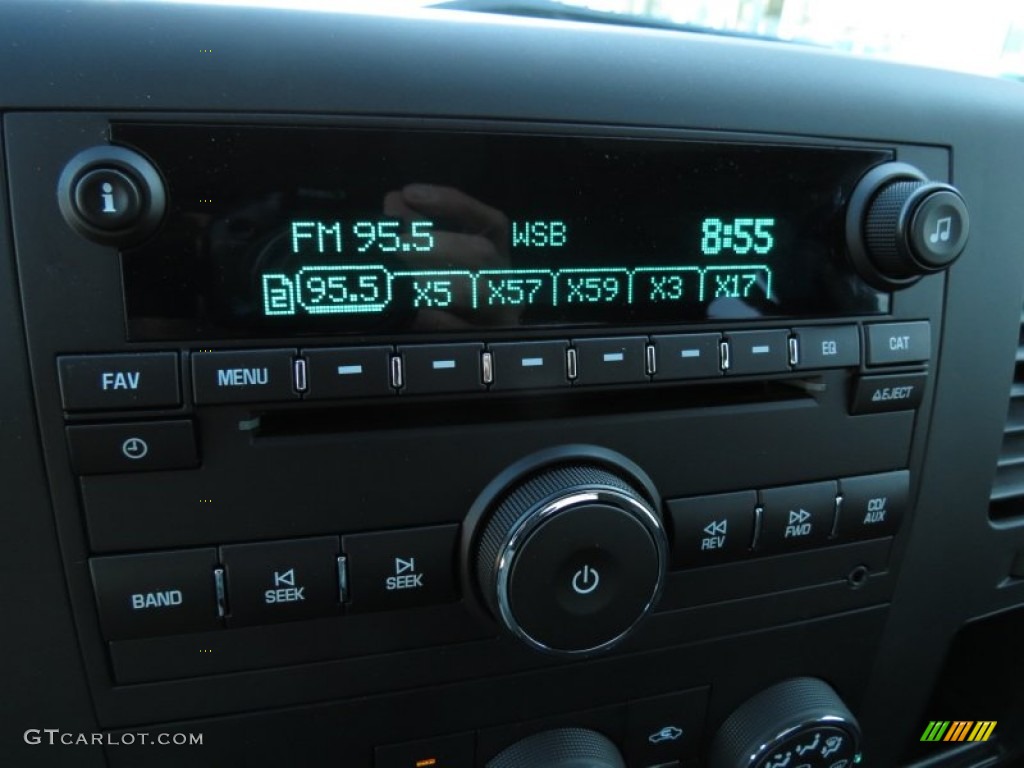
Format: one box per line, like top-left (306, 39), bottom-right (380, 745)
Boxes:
top-left (846, 162), bottom-right (970, 289)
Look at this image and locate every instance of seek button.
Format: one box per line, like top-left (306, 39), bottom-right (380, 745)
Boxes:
top-left (220, 537), bottom-right (341, 626)
top-left (343, 525), bottom-right (459, 613)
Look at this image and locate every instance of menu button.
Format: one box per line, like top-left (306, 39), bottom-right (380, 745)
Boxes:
top-left (192, 349), bottom-right (298, 404)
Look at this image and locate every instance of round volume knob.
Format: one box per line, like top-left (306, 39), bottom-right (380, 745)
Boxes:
top-left (57, 145), bottom-right (167, 246)
top-left (709, 678), bottom-right (862, 768)
top-left (487, 728), bottom-right (626, 768)
top-left (846, 162), bottom-right (969, 289)
top-left (475, 462), bottom-right (667, 656)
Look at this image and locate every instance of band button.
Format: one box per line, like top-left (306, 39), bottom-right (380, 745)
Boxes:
top-left (90, 549), bottom-right (220, 640)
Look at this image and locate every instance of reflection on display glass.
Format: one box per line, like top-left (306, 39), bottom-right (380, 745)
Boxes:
top-left (114, 124), bottom-right (891, 340)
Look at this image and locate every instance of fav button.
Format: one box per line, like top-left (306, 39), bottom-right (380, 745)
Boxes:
top-left (342, 525), bottom-right (460, 613)
top-left (89, 549), bottom-right (220, 640)
top-left (57, 352), bottom-right (180, 411)
top-left (66, 420), bottom-right (198, 475)
top-left (192, 349), bottom-right (298, 404)
top-left (219, 537), bottom-right (341, 626)
top-left (757, 481), bottom-right (837, 554)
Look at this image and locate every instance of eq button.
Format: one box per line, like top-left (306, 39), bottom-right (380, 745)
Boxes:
top-left (792, 325), bottom-right (861, 370)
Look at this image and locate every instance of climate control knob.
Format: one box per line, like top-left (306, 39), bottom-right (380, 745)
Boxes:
top-left (474, 461), bottom-right (667, 656)
top-left (846, 161), bottom-right (969, 289)
top-left (709, 678), bottom-right (862, 768)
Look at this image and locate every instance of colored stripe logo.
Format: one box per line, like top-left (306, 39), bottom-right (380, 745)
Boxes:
top-left (920, 721), bottom-right (996, 742)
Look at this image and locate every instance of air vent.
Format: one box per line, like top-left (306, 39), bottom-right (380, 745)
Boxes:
top-left (990, 308), bottom-right (1024, 520)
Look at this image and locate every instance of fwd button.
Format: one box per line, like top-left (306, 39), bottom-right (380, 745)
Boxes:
top-left (757, 481), bottom-right (837, 554)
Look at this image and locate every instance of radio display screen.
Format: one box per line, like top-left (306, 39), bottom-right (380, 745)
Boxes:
top-left (114, 124), bottom-right (892, 340)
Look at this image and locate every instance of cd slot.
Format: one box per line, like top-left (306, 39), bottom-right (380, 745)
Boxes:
top-left (254, 377), bottom-right (819, 438)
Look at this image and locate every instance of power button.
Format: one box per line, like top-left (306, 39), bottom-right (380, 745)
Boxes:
top-left (572, 564), bottom-right (601, 595)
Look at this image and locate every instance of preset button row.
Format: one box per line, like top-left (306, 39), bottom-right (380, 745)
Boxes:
top-left (90, 524), bottom-right (459, 641)
top-left (669, 470), bottom-right (909, 568)
top-left (54, 321), bottom-right (929, 409)
top-left (187, 324), bottom-right (881, 403)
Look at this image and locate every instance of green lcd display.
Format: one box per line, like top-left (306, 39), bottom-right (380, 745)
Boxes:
top-left (115, 124), bottom-right (891, 340)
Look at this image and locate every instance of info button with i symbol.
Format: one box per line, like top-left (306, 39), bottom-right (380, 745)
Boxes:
top-left (72, 167), bottom-right (144, 231)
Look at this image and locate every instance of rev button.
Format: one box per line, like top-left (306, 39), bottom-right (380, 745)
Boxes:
top-left (58, 352), bottom-right (180, 411)
top-left (219, 537), bottom-right (341, 626)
